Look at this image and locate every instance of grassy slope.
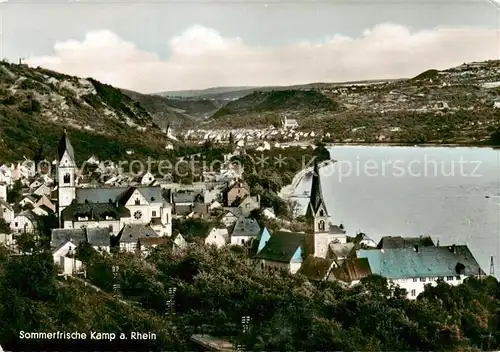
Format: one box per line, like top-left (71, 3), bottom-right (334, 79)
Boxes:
top-left (0, 63), bottom-right (178, 164)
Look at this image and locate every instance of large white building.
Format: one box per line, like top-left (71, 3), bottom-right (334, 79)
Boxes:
top-left (357, 244), bottom-right (485, 299)
top-left (57, 132), bottom-right (172, 237)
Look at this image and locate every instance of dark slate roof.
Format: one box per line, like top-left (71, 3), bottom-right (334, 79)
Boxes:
top-left (61, 202), bottom-right (130, 222)
top-left (51, 227), bottom-right (111, 249)
top-left (377, 236), bottom-right (435, 249)
top-left (136, 186), bottom-right (165, 203)
top-left (172, 190), bottom-right (201, 204)
top-left (256, 231), bottom-right (305, 263)
top-left (231, 216), bottom-right (261, 237)
top-left (86, 227), bottom-right (112, 247)
top-left (329, 225), bottom-right (346, 235)
top-left (51, 228), bottom-right (87, 249)
top-left (357, 245), bottom-right (485, 279)
top-left (297, 255), bottom-right (335, 281)
top-left (76, 187), bottom-right (129, 204)
top-left (329, 258), bottom-right (372, 282)
top-left (117, 224), bottom-right (158, 243)
top-left (58, 131), bottom-right (75, 162)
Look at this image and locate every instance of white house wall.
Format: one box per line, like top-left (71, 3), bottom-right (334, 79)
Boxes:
top-left (390, 275), bottom-right (468, 299)
top-left (11, 216), bottom-right (34, 233)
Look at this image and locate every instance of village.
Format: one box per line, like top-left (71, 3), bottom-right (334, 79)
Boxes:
top-left (0, 117), bottom-right (488, 306)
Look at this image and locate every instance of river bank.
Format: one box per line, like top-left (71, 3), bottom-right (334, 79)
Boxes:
top-left (278, 159), bottom-right (335, 200)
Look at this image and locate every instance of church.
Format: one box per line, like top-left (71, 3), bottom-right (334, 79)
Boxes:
top-left (304, 159), bottom-right (347, 257)
top-left (56, 132), bottom-right (172, 237)
top-left (252, 159), bottom-right (348, 273)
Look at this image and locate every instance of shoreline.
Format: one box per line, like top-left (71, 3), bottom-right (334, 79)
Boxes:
top-left (326, 142), bottom-right (497, 148)
top-left (279, 159), bottom-right (335, 200)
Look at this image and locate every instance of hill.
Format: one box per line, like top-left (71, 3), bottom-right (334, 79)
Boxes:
top-left (120, 89), bottom-right (199, 128)
top-left (156, 86), bottom-right (256, 98)
top-left (212, 89), bottom-right (341, 119)
top-left (203, 60), bottom-right (500, 145)
top-left (0, 62), bottom-right (181, 164)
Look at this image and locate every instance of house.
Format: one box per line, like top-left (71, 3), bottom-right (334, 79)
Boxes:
top-left (19, 195), bottom-right (37, 208)
top-left (237, 195), bottom-right (260, 216)
top-left (35, 194), bottom-right (56, 213)
top-left (327, 257), bottom-right (372, 285)
top-left (171, 190), bottom-right (204, 216)
top-left (225, 181), bottom-right (249, 206)
top-left (11, 210), bottom-right (36, 233)
top-left (296, 256), bottom-right (336, 282)
top-left (168, 233), bottom-right (188, 252)
top-left (262, 208), bottom-right (276, 219)
top-left (32, 205), bottom-right (53, 217)
top-left (377, 235), bottom-right (434, 249)
top-left (138, 237), bottom-right (169, 255)
top-left (57, 132), bottom-right (172, 236)
top-left (326, 242), bottom-right (355, 261)
top-left (230, 216), bottom-right (261, 246)
top-left (140, 172), bottom-right (155, 185)
top-left (0, 182), bottom-right (6, 200)
top-left (221, 209), bottom-right (240, 228)
top-left (0, 199), bottom-right (14, 224)
top-left (32, 184), bottom-right (52, 198)
top-left (115, 224), bottom-right (159, 252)
top-left (204, 227), bottom-right (229, 248)
top-left (357, 244), bottom-right (485, 299)
top-left (282, 116), bottom-right (299, 130)
top-left (255, 231), bottom-right (306, 274)
top-left (52, 240), bottom-right (79, 266)
top-left (208, 201), bottom-right (223, 211)
top-left (51, 227), bottom-right (112, 255)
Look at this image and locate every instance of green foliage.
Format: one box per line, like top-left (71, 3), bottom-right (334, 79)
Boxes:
top-left (6, 180), bottom-right (22, 204)
top-left (488, 131), bottom-right (500, 146)
top-left (213, 89), bottom-right (340, 118)
top-left (172, 218), bottom-right (216, 242)
top-left (0, 218), bottom-right (10, 234)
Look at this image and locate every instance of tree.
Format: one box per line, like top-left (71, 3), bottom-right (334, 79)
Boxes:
top-left (7, 180), bottom-right (22, 204)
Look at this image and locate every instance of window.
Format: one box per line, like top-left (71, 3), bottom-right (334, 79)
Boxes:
top-left (419, 277), bottom-right (426, 282)
top-left (413, 278), bottom-right (417, 282)
top-left (152, 211), bottom-right (157, 217)
top-left (261, 262), bottom-right (264, 269)
top-left (15, 222), bottom-right (18, 227)
top-left (446, 276), bottom-right (454, 281)
top-left (411, 289), bottom-right (416, 297)
top-left (241, 239), bottom-right (245, 245)
top-left (319, 210), bottom-right (324, 216)
top-left (318, 220), bottom-right (325, 231)
top-left (455, 276), bottom-right (461, 281)
top-left (135, 199), bottom-right (140, 205)
top-left (63, 173), bottom-right (70, 184)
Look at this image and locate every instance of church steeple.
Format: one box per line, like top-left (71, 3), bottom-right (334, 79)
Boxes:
top-left (309, 158), bottom-right (328, 216)
top-left (58, 129), bottom-right (75, 164)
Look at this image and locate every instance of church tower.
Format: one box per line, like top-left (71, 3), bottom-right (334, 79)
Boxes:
top-left (305, 159), bottom-right (331, 258)
top-left (57, 131), bottom-right (77, 221)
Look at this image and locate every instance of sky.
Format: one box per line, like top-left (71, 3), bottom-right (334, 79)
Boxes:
top-left (2, 0), bottom-right (499, 93)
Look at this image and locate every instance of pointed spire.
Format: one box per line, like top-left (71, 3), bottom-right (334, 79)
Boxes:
top-left (58, 130), bottom-right (75, 162)
top-left (309, 158), bottom-right (326, 214)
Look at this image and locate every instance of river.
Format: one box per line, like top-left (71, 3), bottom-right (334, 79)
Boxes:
top-left (290, 146), bottom-right (500, 278)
